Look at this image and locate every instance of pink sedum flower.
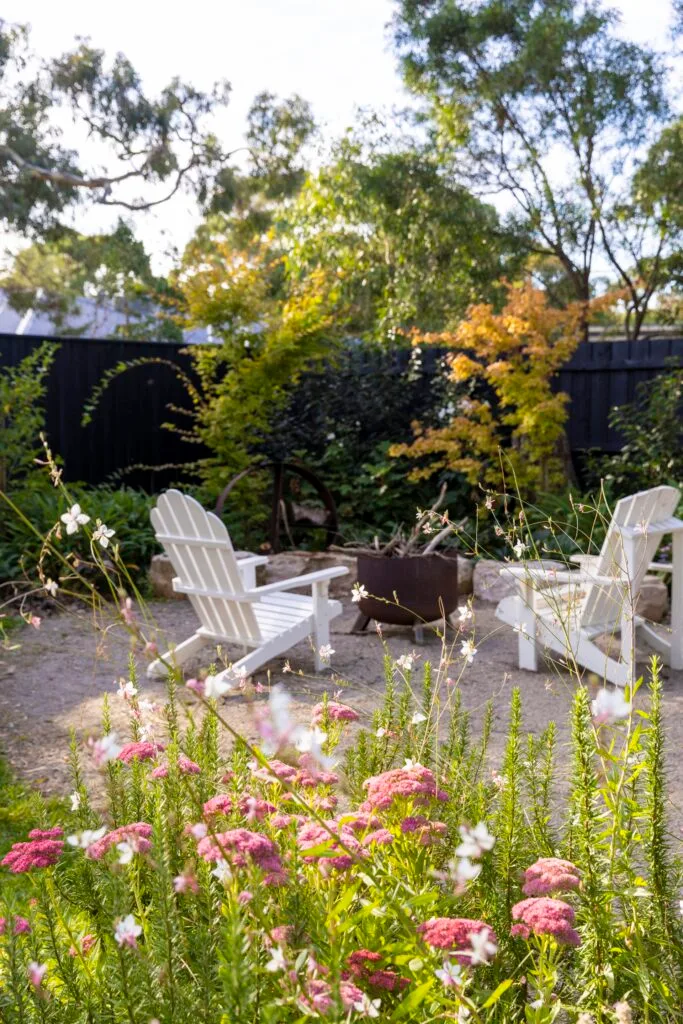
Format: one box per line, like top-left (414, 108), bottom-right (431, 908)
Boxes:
top-left (0, 916), bottom-right (31, 935)
top-left (85, 822), bottom-right (152, 862)
top-left (311, 701), bottom-right (360, 725)
top-left (196, 827), bottom-right (286, 884)
top-left (362, 828), bottom-right (394, 847)
top-left (522, 858), bottom-right (581, 897)
top-left (2, 834), bottom-right (64, 874)
top-left (418, 917), bottom-right (497, 965)
top-left (117, 741), bottom-right (165, 764)
top-left (511, 897), bottom-right (581, 947)
top-left (297, 821), bottom-right (363, 872)
top-left (360, 764), bottom-right (448, 812)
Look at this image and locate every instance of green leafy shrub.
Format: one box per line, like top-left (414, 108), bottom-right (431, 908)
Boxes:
top-left (0, 341), bottom-right (58, 493)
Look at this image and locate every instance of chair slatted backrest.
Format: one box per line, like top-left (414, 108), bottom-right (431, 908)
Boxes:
top-left (581, 485), bottom-right (680, 629)
top-left (151, 489), bottom-right (261, 643)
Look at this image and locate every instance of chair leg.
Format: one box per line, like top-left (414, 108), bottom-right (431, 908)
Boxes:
top-left (147, 632), bottom-right (206, 679)
top-left (313, 580), bottom-right (331, 672)
top-left (517, 585), bottom-right (538, 671)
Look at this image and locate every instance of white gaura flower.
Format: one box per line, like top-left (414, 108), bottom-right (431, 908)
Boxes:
top-left (411, 712), bottom-right (427, 726)
top-left (512, 539), bottom-right (528, 559)
top-left (396, 653), bottom-right (414, 672)
top-left (454, 857), bottom-right (482, 884)
top-left (633, 520), bottom-right (648, 536)
top-left (318, 644), bottom-right (335, 664)
top-left (513, 622), bottom-right (528, 635)
top-left (484, 495), bottom-right (495, 511)
top-left (204, 673), bottom-right (236, 699)
top-left (69, 791), bottom-right (81, 812)
top-left (44, 578), bottom-right (58, 597)
top-left (403, 758), bottom-right (423, 771)
top-left (60, 504), bottom-right (90, 535)
top-left (67, 826), bottom-right (107, 850)
top-left (265, 946), bottom-right (287, 972)
top-left (591, 688), bottom-right (631, 725)
top-left (353, 993), bottom-right (381, 1018)
top-left (92, 520), bottom-right (115, 548)
top-left (212, 859), bottom-right (232, 883)
top-left (457, 605), bottom-right (473, 622)
top-left (114, 914), bottom-right (142, 948)
top-left (351, 583), bottom-right (368, 603)
top-left (460, 639), bottom-right (477, 664)
top-left (88, 732), bottom-right (122, 766)
top-left (456, 822), bottom-right (496, 858)
top-left (435, 960), bottom-right (463, 988)
top-left (117, 679), bottom-right (137, 701)
top-left (116, 841), bottom-right (135, 865)
top-left (375, 727), bottom-right (387, 738)
top-left (467, 927), bottom-right (497, 965)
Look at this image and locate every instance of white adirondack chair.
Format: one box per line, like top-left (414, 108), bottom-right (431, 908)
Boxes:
top-left (495, 485), bottom-right (683, 687)
top-left (147, 490), bottom-right (348, 683)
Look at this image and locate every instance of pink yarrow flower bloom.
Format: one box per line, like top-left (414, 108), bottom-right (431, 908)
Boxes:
top-left (0, 916), bottom-right (31, 935)
top-left (2, 832), bottom-right (65, 873)
top-left (522, 857), bottom-right (581, 897)
top-left (150, 754), bottom-right (201, 779)
top-left (85, 822), bottom-right (152, 862)
top-left (117, 741), bottom-right (165, 764)
top-left (311, 701), bottom-right (360, 725)
top-left (418, 917), bottom-right (498, 966)
top-left (360, 764), bottom-right (448, 812)
top-left (196, 827), bottom-right (286, 884)
top-left (511, 897), bottom-right (581, 947)
top-left (298, 820), bottom-right (363, 873)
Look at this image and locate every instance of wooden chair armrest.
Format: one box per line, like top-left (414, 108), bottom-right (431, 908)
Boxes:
top-left (251, 566), bottom-right (349, 596)
top-left (502, 566), bottom-right (625, 588)
top-left (236, 555), bottom-right (270, 568)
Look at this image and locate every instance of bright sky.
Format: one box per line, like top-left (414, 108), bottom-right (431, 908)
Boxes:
top-left (2, 0), bottom-right (679, 269)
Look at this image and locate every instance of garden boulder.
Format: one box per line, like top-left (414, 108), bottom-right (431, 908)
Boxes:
top-left (473, 559), bottom-right (566, 603)
top-left (457, 555), bottom-right (474, 596)
top-left (636, 574), bottom-right (668, 623)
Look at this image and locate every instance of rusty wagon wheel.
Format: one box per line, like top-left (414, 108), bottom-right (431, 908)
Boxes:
top-left (215, 461), bottom-right (339, 553)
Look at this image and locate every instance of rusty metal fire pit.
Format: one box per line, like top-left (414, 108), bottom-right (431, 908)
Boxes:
top-left (353, 552), bottom-right (459, 635)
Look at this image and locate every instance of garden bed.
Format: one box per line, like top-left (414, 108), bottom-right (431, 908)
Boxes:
top-left (2, 596), bottom-right (683, 831)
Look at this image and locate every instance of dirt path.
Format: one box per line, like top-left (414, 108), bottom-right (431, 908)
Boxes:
top-left (2, 595), bottom-right (683, 837)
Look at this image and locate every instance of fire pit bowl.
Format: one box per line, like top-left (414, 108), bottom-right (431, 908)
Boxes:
top-left (354, 552), bottom-right (459, 630)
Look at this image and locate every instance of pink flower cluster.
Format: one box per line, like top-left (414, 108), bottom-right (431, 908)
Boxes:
top-left (346, 950), bottom-right (410, 993)
top-left (511, 897), bottom-right (581, 947)
top-left (360, 765), bottom-right (448, 812)
top-left (251, 755), bottom-right (339, 790)
top-left (117, 741), bottom-right (165, 764)
top-left (418, 917), bottom-right (497, 965)
top-left (302, 978), bottom-right (365, 1015)
top-left (297, 821), bottom-right (363, 873)
top-left (521, 857), bottom-right (581, 897)
top-left (86, 823), bottom-right (153, 861)
top-left (0, 916), bottom-right (31, 935)
top-left (2, 829), bottom-right (65, 874)
top-left (311, 702), bottom-right (360, 725)
top-left (150, 755), bottom-right (201, 779)
top-left (362, 828), bottom-right (394, 847)
top-left (400, 816), bottom-right (447, 846)
top-left (196, 827), bottom-right (286, 884)
top-left (202, 794), bottom-right (277, 821)
top-left (69, 934), bottom-right (96, 957)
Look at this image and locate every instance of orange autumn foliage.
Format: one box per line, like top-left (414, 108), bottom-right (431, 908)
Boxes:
top-left (391, 283), bottom-right (609, 496)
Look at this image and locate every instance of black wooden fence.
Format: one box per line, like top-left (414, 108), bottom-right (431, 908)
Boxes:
top-left (0, 333), bottom-right (196, 491)
top-left (2, 331), bottom-right (683, 490)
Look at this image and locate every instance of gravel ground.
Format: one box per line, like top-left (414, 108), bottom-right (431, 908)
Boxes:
top-left (1, 590), bottom-right (683, 839)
